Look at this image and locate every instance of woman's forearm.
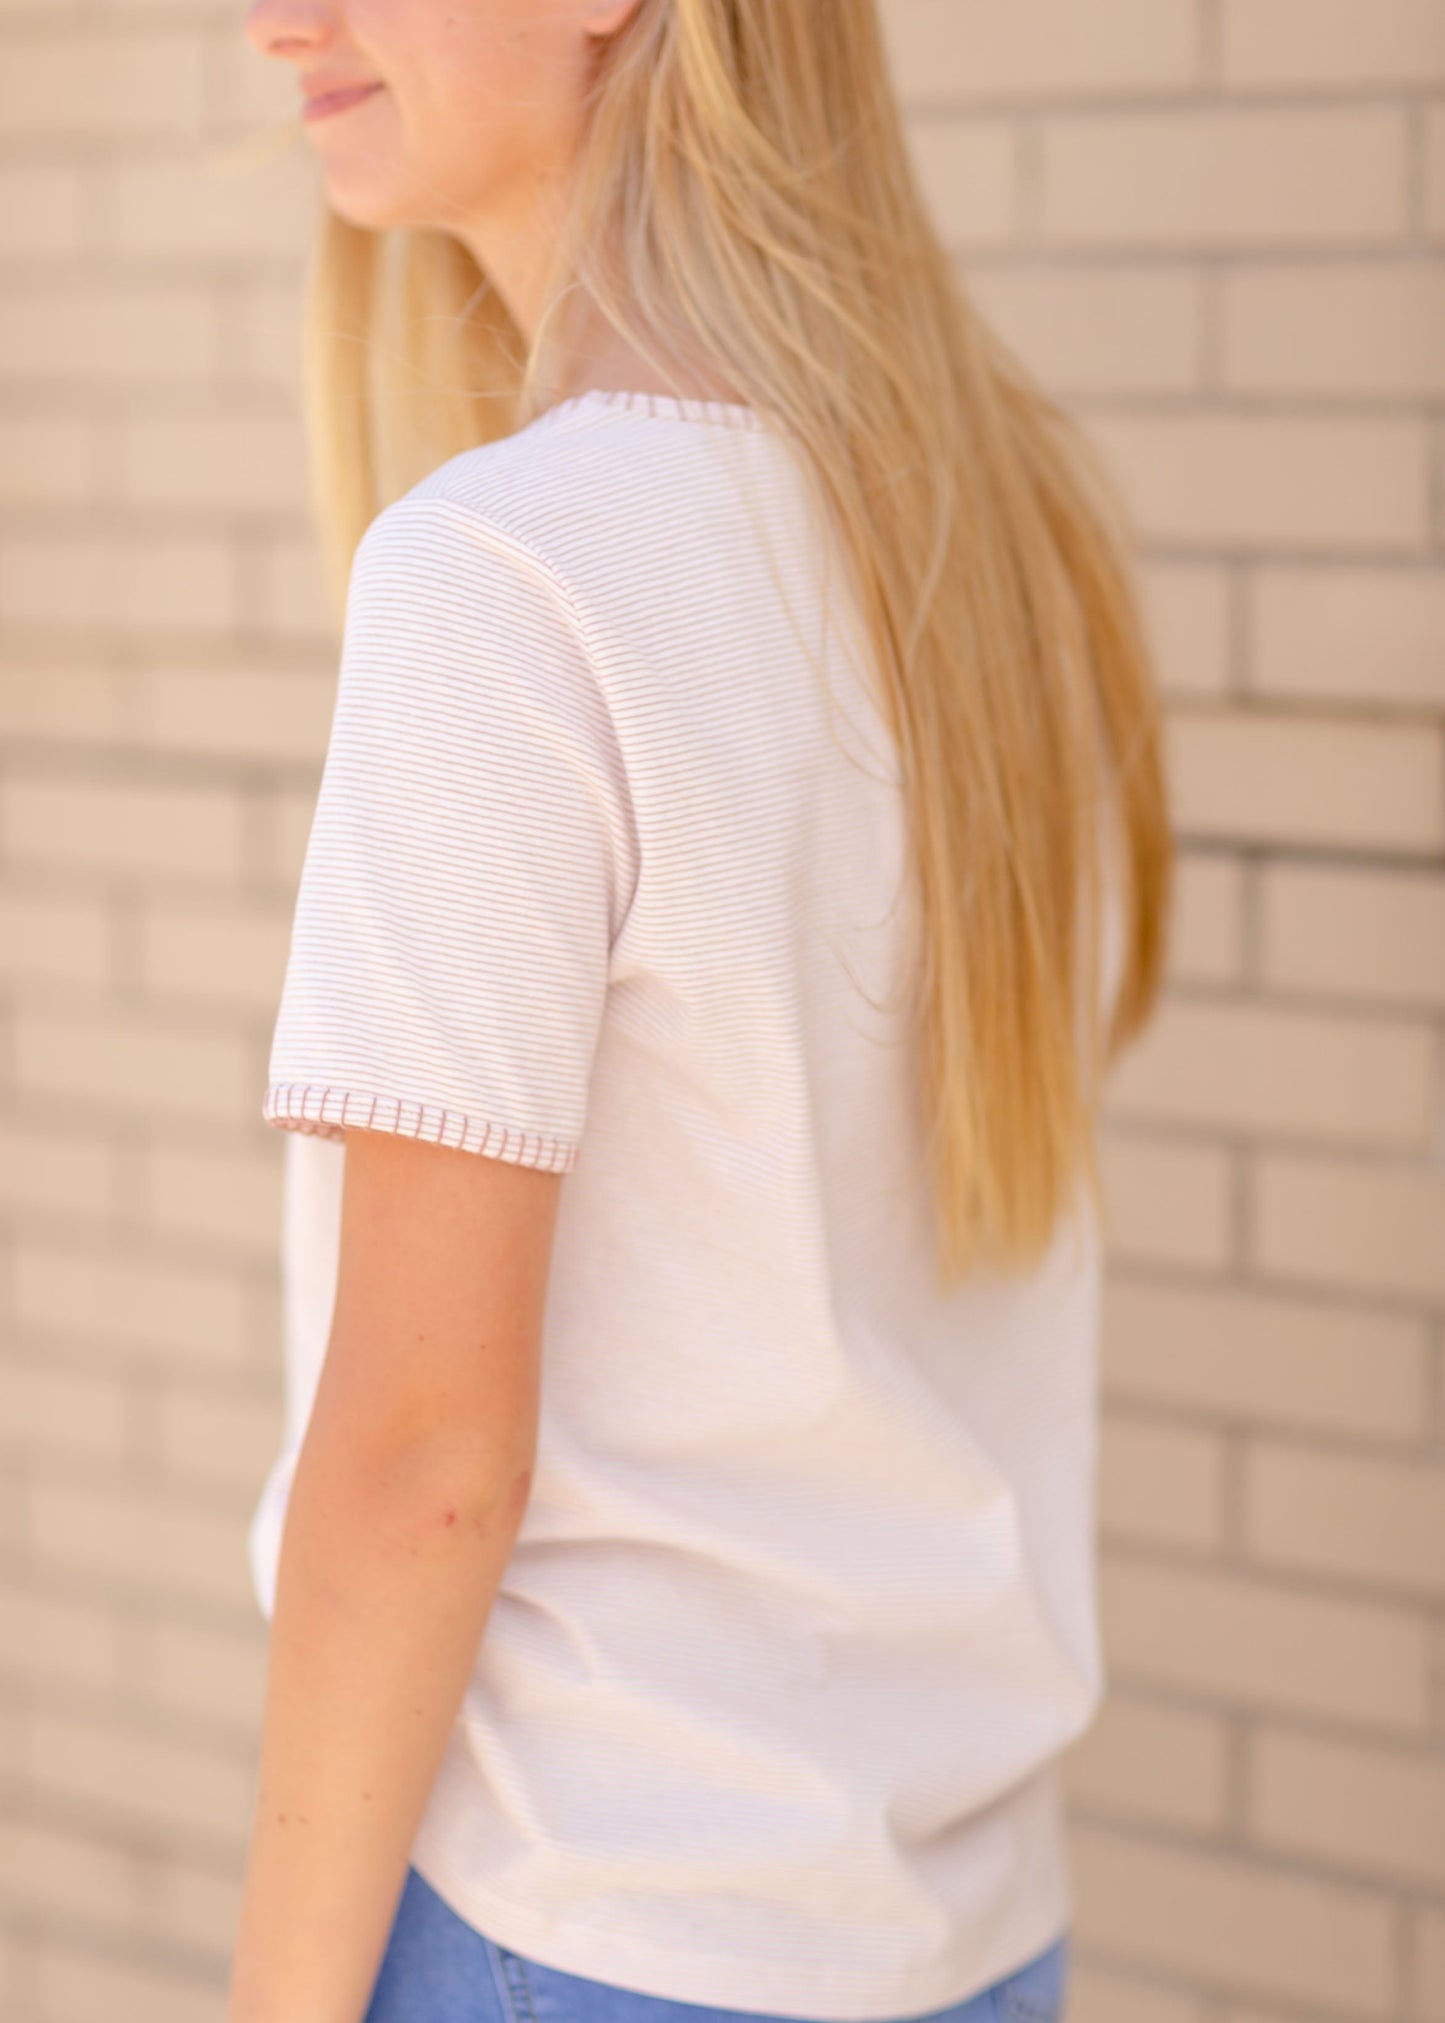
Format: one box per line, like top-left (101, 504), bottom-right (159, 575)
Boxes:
top-left (227, 1422), bottom-right (533, 2023)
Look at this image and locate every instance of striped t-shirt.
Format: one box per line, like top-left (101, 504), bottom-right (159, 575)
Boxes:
top-left (248, 387), bottom-right (1123, 2020)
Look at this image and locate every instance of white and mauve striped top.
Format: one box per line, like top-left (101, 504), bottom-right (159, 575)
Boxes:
top-left (247, 387), bottom-right (1123, 2020)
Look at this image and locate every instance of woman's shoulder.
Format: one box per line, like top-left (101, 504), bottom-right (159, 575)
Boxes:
top-left (348, 423), bottom-right (608, 645)
top-left (381, 424), bottom-right (592, 563)
top-left (386, 399), bottom-right (785, 587)
top-left (353, 402), bottom-right (803, 683)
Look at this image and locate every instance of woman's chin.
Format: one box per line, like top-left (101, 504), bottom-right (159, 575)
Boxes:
top-left (318, 172), bottom-right (419, 236)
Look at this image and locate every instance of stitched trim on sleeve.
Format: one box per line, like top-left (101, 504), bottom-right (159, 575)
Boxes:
top-left (261, 1084), bottom-right (579, 1172)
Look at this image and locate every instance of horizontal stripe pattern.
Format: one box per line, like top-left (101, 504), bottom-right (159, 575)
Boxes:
top-left (264, 493), bottom-right (638, 1169)
top-left (252, 387), bottom-right (1109, 2019)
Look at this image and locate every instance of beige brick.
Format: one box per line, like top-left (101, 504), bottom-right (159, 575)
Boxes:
top-left (1068, 1963), bottom-right (1204, 2023)
top-left (144, 1618), bottom-right (267, 1733)
top-left (0, 31), bottom-right (205, 138)
top-left (2, 1934), bottom-right (27, 2006)
top-left (0, 284), bottom-right (215, 384)
top-left (0, 415), bottom-right (95, 504)
top-left (1, 774), bottom-right (246, 881)
top-left (1261, 863), bottom-right (1445, 1009)
top-left (1103, 997), bottom-right (1435, 1150)
top-left (1419, 1907), bottom-right (1445, 2023)
top-left (109, 152), bottom-right (323, 262)
top-left (139, 898), bottom-right (292, 1009)
top-left (0, 662), bottom-right (124, 742)
top-left (0, 1582), bottom-right (117, 1692)
top-left (144, 1141), bottom-right (282, 1254)
top-left (1040, 107), bottom-right (1406, 247)
top-left (1090, 413), bottom-right (1430, 552)
top-left (32, 1703), bottom-right (252, 1840)
top-left (0, 1697), bottom-right (20, 1778)
top-left (1165, 712), bottom-right (1444, 853)
top-left (0, 165), bottom-right (86, 259)
top-left (266, 781), bottom-right (326, 886)
top-left (14, 1240), bottom-right (247, 1369)
top-left (0, 534), bottom-right (235, 632)
top-left (1244, 1440), bottom-right (1445, 1599)
top-left (15, 1007), bottom-right (250, 1127)
top-left (0, 1119), bottom-right (115, 1220)
top-left (908, 120), bottom-right (1018, 246)
top-left (39, 1945), bottom-right (226, 2023)
top-left (1062, 1693), bottom-right (1228, 1831)
top-left (0, 1356), bottom-right (126, 1462)
top-left (969, 265), bottom-right (1201, 395)
top-left (138, 665), bottom-right (334, 762)
top-left (0, 1471), bottom-right (20, 1558)
top-left (1255, 1151), bottom-right (1445, 1302)
top-left (0, 1818), bottom-right (138, 1930)
top-left (1224, 0), bottom-right (1445, 86)
top-left (156, 1384), bottom-right (279, 1491)
top-left (1223, 1987), bottom-right (1341, 2023)
top-left (29, 1480), bottom-right (253, 1613)
top-left (1, 1929), bottom-right (23, 2004)
top-left (96, 0), bottom-right (242, 13)
top-left (1073, 1822), bottom-right (1398, 2011)
top-left (227, 278), bottom-right (306, 394)
top-left (1138, 562), bottom-right (1232, 699)
top-left (1101, 1279), bottom-right (1430, 1442)
top-left (1250, 1727), bottom-right (1445, 1888)
top-left (883, 0), bottom-right (1197, 101)
top-left (1429, 105), bottom-right (1445, 237)
top-left (257, 534), bottom-right (337, 640)
top-left (119, 409), bottom-right (307, 514)
top-left (1099, 1409), bottom-right (1226, 1550)
top-left (1098, 1133), bottom-right (1234, 1270)
top-left (1101, 1555), bottom-right (1432, 1730)
top-left (1251, 565), bottom-right (1445, 708)
top-left (1167, 852), bottom-right (1245, 986)
top-left (1223, 260), bottom-right (1445, 398)
top-left (0, 886), bottom-right (112, 986)
top-left (143, 1853), bottom-right (244, 1954)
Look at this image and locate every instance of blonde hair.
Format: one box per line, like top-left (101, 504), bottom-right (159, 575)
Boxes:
top-left (302, 0), bottom-right (1174, 1289)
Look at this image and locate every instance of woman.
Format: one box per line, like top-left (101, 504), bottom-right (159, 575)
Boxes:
top-left (228, 5), bottom-right (1173, 2023)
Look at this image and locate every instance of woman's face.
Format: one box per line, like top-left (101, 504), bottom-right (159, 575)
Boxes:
top-left (244, 1), bottom-right (638, 241)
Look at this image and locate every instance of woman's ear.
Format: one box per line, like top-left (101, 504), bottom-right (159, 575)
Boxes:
top-left (581, 0), bottom-right (648, 43)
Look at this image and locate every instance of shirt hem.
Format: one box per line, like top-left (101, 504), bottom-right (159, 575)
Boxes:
top-left (261, 1083), bottom-right (578, 1172)
top-left (408, 1811), bottom-right (1075, 2023)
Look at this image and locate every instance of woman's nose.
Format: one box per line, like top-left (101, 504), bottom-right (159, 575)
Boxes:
top-left (244, 0), bottom-right (337, 62)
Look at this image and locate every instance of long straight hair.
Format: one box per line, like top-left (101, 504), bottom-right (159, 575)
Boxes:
top-left (301, 0), bottom-right (1174, 1291)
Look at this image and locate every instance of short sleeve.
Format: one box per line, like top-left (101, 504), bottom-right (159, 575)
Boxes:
top-left (262, 496), bottom-right (638, 1172)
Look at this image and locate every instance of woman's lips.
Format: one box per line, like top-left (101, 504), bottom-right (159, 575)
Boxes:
top-left (301, 82), bottom-right (383, 124)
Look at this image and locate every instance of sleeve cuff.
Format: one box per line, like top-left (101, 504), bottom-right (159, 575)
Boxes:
top-left (261, 1083), bottom-right (580, 1172)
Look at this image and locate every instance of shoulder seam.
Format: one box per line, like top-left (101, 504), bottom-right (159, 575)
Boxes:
top-left (367, 493), bottom-right (602, 675)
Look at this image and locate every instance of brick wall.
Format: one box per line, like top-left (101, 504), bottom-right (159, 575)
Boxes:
top-left (0, 2), bottom-right (1441, 2018)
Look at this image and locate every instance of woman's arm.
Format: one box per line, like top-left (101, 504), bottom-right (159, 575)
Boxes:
top-left (226, 1127), bottom-right (560, 2023)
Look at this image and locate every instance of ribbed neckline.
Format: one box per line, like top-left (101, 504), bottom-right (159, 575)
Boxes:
top-left (529, 387), bottom-right (762, 432)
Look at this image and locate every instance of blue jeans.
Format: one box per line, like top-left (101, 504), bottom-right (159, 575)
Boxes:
top-left (363, 1865), bottom-right (1071, 2023)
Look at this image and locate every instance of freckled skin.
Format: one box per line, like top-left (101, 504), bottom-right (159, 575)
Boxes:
top-left (426, 1481), bottom-right (531, 1540)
